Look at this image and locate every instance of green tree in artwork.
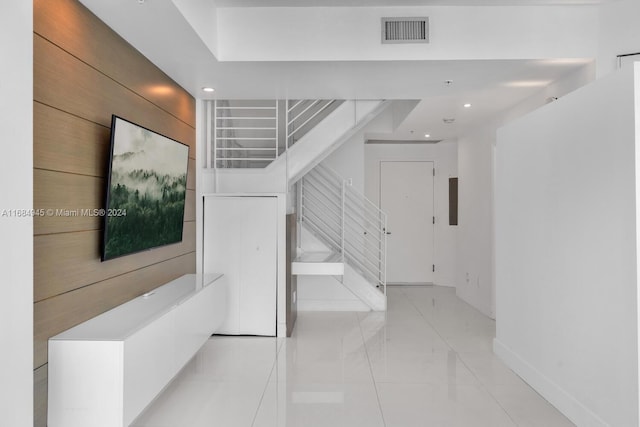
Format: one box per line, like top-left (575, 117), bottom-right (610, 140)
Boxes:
top-left (104, 170), bottom-right (187, 259)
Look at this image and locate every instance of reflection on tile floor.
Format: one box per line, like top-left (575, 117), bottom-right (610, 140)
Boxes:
top-left (132, 286), bottom-right (575, 427)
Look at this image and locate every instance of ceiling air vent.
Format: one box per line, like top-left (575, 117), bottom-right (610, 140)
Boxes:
top-left (381, 17), bottom-right (429, 44)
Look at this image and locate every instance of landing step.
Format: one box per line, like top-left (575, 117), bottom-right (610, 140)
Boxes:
top-left (292, 252), bottom-right (344, 276)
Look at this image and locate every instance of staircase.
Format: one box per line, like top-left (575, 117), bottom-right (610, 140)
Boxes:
top-left (203, 98), bottom-right (418, 310)
top-left (204, 99), bottom-right (395, 193)
top-left (210, 99), bottom-right (344, 169)
top-left (294, 164), bottom-right (387, 311)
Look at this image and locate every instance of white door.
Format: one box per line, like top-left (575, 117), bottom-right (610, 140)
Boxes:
top-left (380, 161), bottom-right (434, 284)
top-left (203, 196), bottom-right (277, 336)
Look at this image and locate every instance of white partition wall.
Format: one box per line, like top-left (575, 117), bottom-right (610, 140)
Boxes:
top-left (494, 64), bottom-right (639, 426)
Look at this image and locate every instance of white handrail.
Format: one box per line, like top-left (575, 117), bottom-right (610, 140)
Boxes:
top-left (300, 163), bottom-right (387, 294)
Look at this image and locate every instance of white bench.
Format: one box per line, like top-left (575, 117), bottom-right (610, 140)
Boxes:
top-left (48, 273), bottom-right (227, 427)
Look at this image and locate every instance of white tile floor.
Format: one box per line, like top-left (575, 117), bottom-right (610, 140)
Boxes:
top-left (132, 286), bottom-right (574, 427)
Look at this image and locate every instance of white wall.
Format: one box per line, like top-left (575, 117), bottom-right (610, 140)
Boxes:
top-left (323, 129), bottom-right (366, 193)
top-left (596, 0), bottom-right (640, 78)
top-left (454, 63), bottom-right (595, 319)
top-left (456, 129), bottom-right (495, 318)
top-left (494, 65), bottom-right (638, 427)
top-left (0, 1), bottom-right (33, 425)
top-left (217, 6), bottom-right (597, 62)
top-left (365, 142), bottom-right (458, 287)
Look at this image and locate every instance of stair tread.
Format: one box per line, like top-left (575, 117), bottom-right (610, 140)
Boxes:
top-left (292, 252), bottom-right (344, 276)
top-left (293, 252), bottom-right (342, 264)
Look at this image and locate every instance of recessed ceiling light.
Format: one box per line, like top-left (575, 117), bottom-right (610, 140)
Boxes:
top-left (463, 103), bottom-right (472, 108)
top-left (202, 87), bottom-right (215, 93)
top-left (505, 80), bottom-right (551, 88)
top-left (424, 134), bottom-right (430, 138)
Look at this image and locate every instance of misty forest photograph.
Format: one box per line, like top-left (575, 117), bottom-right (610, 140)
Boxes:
top-left (103, 117), bottom-right (190, 260)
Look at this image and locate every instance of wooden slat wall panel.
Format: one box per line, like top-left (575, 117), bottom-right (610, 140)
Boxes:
top-left (34, 34), bottom-right (195, 157)
top-left (34, 365), bottom-right (47, 427)
top-left (34, 170), bottom-right (104, 235)
top-left (185, 190), bottom-right (196, 222)
top-left (34, 221), bottom-right (196, 302)
top-left (33, 0), bottom-right (195, 128)
top-left (34, 252), bottom-right (197, 369)
top-left (33, 102), bottom-right (110, 177)
top-left (33, 5), bottom-right (196, 410)
top-left (33, 97), bottom-right (196, 234)
top-left (34, 167), bottom-right (196, 235)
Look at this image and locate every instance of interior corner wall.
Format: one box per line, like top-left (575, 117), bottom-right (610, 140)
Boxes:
top-left (456, 129), bottom-right (495, 318)
top-left (364, 142), bottom-right (458, 287)
top-left (0, 1), bottom-right (33, 426)
top-left (596, 0), bottom-right (640, 78)
top-left (172, 0), bottom-right (219, 57)
top-left (33, 0), bottom-right (196, 425)
top-left (494, 66), bottom-right (638, 427)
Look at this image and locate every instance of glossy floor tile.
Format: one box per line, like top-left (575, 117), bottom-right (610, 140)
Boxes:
top-left (132, 286), bottom-right (574, 427)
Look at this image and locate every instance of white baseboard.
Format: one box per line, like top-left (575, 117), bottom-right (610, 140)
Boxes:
top-left (297, 299), bottom-right (370, 312)
top-left (493, 339), bottom-right (609, 427)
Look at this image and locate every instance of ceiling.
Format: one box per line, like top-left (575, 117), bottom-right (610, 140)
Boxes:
top-left (79, 0), bottom-right (597, 142)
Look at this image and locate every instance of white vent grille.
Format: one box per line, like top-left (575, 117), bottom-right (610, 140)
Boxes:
top-left (381, 17), bottom-right (429, 44)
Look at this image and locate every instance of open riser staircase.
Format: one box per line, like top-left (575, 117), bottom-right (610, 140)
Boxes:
top-left (295, 164), bottom-right (387, 311)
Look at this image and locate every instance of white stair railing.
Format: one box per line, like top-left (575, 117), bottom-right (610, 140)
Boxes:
top-left (286, 100), bottom-right (342, 148)
top-left (206, 99), bottom-right (342, 169)
top-left (299, 164), bottom-right (387, 294)
top-left (211, 100), bottom-right (279, 169)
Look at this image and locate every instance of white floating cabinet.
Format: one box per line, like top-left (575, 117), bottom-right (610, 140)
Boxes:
top-left (48, 273), bottom-right (227, 427)
top-left (203, 195), bottom-right (278, 336)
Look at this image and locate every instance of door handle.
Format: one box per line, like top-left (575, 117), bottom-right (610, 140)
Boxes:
top-left (386, 231), bottom-right (392, 235)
